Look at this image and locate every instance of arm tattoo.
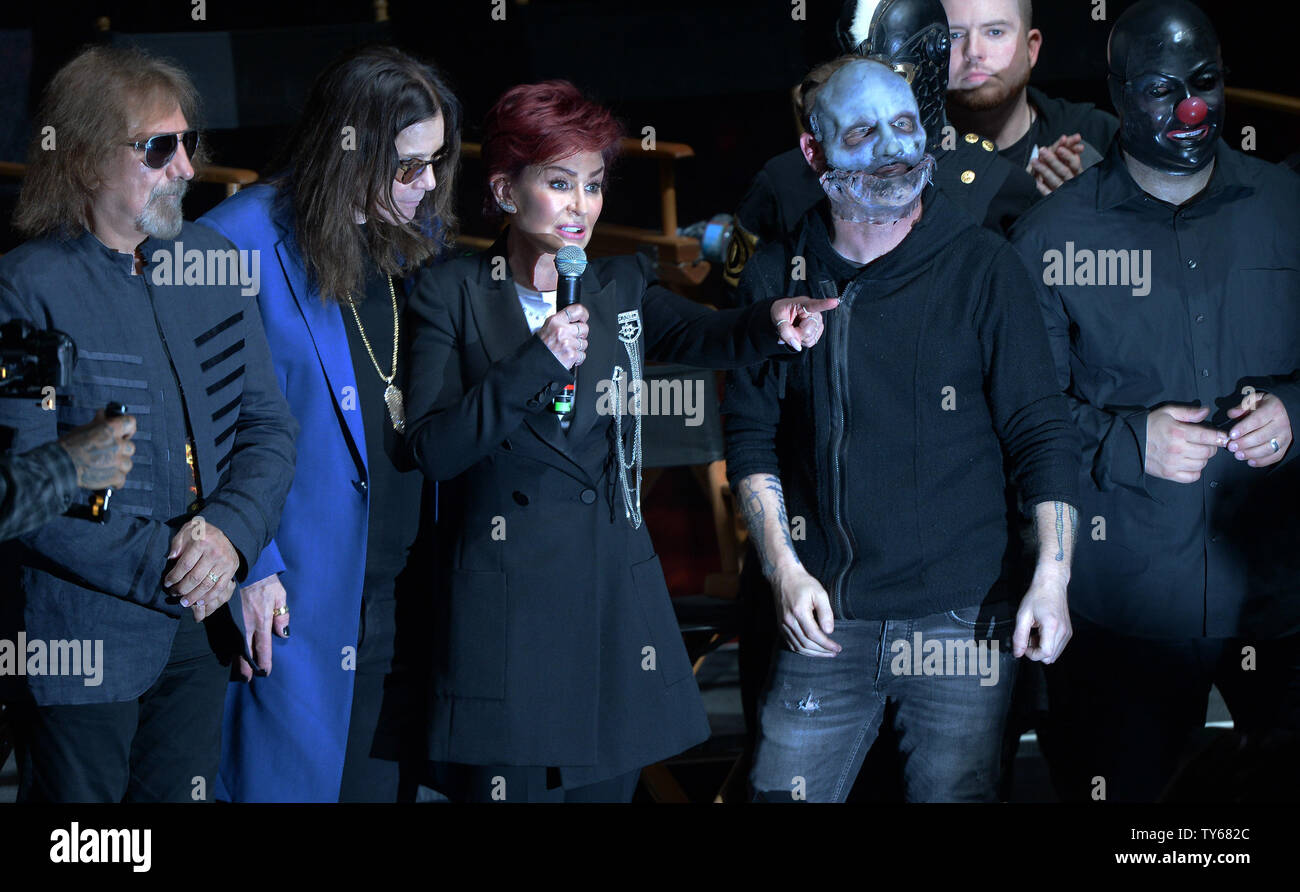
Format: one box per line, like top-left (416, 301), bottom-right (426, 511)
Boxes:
top-left (767, 476), bottom-right (798, 559)
top-left (737, 473), bottom-right (799, 577)
top-left (1053, 502), bottom-right (1079, 561)
top-left (737, 477), bottom-right (773, 576)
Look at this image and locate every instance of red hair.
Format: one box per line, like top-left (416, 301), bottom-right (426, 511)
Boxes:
top-left (481, 80), bottom-right (623, 219)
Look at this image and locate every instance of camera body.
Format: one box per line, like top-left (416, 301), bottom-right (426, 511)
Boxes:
top-left (0, 319), bottom-right (75, 399)
top-left (0, 321), bottom-right (118, 521)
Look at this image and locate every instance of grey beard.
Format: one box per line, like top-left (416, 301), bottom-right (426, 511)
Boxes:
top-left (819, 154), bottom-right (934, 224)
top-left (135, 183), bottom-right (188, 240)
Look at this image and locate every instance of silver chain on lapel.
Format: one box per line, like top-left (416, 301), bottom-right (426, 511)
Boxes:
top-left (611, 310), bottom-right (643, 528)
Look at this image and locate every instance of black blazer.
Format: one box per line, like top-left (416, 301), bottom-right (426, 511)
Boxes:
top-left (397, 232), bottom-right (782, 782)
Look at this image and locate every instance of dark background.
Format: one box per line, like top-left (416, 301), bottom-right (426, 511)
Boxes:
top-left (1, 0), bottom-right (1297, 239)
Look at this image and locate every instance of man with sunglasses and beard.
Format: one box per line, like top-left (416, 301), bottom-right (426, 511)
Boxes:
top-left (0, 45), bottom-right (296, 802)
top-left (1009, 0), bottom-right (1300, 802)
top-left (725, 57), bottom-right (1081, 802)
top-left (943, 0), bottom-right (1118, 195)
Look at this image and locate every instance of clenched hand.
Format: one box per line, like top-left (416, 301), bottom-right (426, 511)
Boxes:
top-left (771, 296), bottom-right (840, 352)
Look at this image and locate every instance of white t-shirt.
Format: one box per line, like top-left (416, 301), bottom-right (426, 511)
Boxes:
top-left (514, 282), bottom-right (558, 334)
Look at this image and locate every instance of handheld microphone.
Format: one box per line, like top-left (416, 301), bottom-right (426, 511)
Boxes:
top-left (555, 244), bottom-right (585, 308)
top-left (551, 246), bottom-right (587, 430)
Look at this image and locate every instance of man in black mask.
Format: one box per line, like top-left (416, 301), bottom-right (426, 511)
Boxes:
top-left (1011, 0), bottom-right (1300, 802)
top-left (723, 0), bottom-right (1039, 288)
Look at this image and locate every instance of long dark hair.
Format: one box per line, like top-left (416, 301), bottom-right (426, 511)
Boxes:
top-left (273, 45), bottom-right (461, 304)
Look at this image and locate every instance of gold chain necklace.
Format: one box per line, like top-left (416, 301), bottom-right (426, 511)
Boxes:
top-left (346, 275), bottom-right (405, 433)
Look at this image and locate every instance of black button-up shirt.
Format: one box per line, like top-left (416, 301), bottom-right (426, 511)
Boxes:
top-left (1010, 141), bottom-right (1300, 639)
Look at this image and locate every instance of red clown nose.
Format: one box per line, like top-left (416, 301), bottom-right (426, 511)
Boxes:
top-left (1176, 96), bottom-right (1208, 126)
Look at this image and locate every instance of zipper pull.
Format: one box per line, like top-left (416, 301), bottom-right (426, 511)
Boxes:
top-left (816, 278), bottom-right (840, 304)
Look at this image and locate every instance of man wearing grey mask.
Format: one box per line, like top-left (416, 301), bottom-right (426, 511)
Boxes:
top-left (724, 57), bottom-right (1081, 802)
top-left (723, 0), bottom-right (1041, 293)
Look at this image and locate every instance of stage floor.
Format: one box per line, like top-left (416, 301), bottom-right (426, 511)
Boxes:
top-left (0, 645), bottom-right (1234, 803)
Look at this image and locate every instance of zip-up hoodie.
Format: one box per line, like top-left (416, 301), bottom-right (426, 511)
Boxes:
top-left (724, 185), bottom-right (1080, 620)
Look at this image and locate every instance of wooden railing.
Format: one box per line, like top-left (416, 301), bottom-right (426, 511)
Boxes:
top-left (4, 131), bottom-right (712, 282)
top-left (197, 165), bottom-right (260, 196)
top-left (0, 161), bottom-right (259, 197)
top-left (1225, 87), bottom-right (1300, 117)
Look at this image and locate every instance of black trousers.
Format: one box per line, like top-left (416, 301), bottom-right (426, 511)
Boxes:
top-left (430, 763), bottom-right (641, 803)
top-left (11, 615), bottom-right (228, 802)
top-left (1042, 612), bottom-right (1300, 802)
top-left (339, 594), bottom-right (399, 803)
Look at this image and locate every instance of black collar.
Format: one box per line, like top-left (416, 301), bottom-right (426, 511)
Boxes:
top-left (1095, 139), bottom-right (1251, 211)
top-left (76, 227), bottom-right (173, 277)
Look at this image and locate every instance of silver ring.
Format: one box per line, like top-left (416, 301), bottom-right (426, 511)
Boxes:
top-left (564, 307), bottom-right (574, 323)
top-left (1271, 438), bottom-right (1281, 453)
top-left (207, 571), bottom-right (221, 584)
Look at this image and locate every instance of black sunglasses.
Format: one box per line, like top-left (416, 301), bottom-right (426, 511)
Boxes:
top-left (395, 155), bottom-right (438, 185)
top-left (125, 130), bottom-right (199, 169)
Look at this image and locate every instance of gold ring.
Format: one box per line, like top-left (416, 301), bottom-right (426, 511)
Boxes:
top-left (273, 606), bottom-right (289, 617)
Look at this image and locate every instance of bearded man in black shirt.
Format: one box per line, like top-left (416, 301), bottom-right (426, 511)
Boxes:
top-left (1010, 0), bottom-right (1300, 802)
top-left (725, 57), bottom-right (1081, 802)
top-left (943, 0), bottom-right (1119, 194)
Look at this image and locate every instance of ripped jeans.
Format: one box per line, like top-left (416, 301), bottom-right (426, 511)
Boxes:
top-left (750, 601), bottom-right (1018, 802)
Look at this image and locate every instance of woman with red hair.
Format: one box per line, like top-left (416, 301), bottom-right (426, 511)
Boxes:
top-left (399, 81), bottom-right (834, 802)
